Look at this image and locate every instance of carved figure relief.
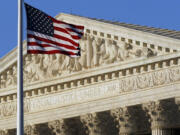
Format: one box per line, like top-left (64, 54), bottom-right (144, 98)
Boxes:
top-left (0, 33), bottom-right (162, 88)
top-left (117, 42), bottom-right (133, 61)
top-left (91, 37), bottom-right (104, 67)
top-left (0, 101), bottom-right (16, 117)
top-left (6, 70), bottom-right (15, 87)
top-left (0, 75), bottom-right (6, 89)
top-left (24, 55), bottom-right (41, 82)
top-left (1, 66), bottom-right (180, 117)
top-left (102, 40), bottom-right (118, 64)
top-left (79, 36), bottom-right (88, 69)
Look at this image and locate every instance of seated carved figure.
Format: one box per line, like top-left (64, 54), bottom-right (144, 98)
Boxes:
top-left (117, 42), bottom-right (133, 61)
top-left (24, 54), bottom-right (42, 82)
top-left (117, 41), bottom-right (157, 61)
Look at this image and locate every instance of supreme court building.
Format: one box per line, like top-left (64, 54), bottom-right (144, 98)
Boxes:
top-left (1, 13), bottom-right (180, 135)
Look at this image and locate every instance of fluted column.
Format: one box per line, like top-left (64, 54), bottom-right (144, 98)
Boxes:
top-left (110, 107), bottom-right (134, 135)
top-left (143, 101), bottom-right (170, 135)
top-left (48, 119), bottom-right (67, 135)
top-left (24, 125), bottom-right (39, 135)
top-left (80, 113), bottom-right (101, 135)
top-left (151, 129), bottom-right (171, 135)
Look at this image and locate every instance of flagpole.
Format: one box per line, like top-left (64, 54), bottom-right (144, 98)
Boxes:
top-left (17, 0), bottom-right (24, 135)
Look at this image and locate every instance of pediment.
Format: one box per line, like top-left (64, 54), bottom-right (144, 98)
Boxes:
top-left (0, 13), bottom-right (180, 90)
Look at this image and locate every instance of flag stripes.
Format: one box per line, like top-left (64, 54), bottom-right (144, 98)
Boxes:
top-left (27, 32), bottom-right (78, 50)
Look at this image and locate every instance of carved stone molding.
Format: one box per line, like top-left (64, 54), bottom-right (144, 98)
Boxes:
top-left (48, 119), bottom-right (67, 135)
top-left (80, 113), bottom-right (101, 135)
top-left (1, 64), bottom-right (180, 118)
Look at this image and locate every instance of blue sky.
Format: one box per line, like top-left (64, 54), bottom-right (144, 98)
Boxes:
top-left (0, 0), bottom-right (180, 58)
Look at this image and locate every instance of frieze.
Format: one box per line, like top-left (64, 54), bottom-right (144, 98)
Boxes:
top-left (1, 65), bottom-right (180, 117)
top-left (0, 99), bottom-right (30, 117)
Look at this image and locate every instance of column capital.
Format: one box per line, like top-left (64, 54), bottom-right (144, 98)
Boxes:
top-left (24, 125), bottom-right (39, 135)
top-left (48, 119), bottom-right (67, 135)
top-left (80, 113), bottom-right (101, 135)
top-left (110, 107), bottom-right (134, 135)
top-left (143, 101), bottom-right (167, 129)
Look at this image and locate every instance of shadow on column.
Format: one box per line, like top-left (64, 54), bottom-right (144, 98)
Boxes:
top-left (98, 111), bottom-right (119, 135)
top-left (65, 117), bottom-right (87, 135)
top-left (36, 123), bottom-right (54, 135)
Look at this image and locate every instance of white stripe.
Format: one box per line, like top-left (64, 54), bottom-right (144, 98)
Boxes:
top-left (28, 46), bottom-right (79, 57)
top-left (54, 23), bottom-right (84, 36)
top-left (54, 30), bottom-right (79, 43)
top-left (28, 46), bottom-right (70, 52)
top-left (27, 30), bottom-right (78, 48)
top-left (28, 38), bottom-right (79, 53)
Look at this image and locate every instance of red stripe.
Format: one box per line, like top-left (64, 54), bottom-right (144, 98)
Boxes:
top-left (54, 26), bottom-right (81, 40)
top-left (53, 34), bottom-right (79, 47)
top-left (28, 50), bottom-right (78, 56)
top-left (54, 24), bottom-right (83, 36)
top-left (54, 26), bottom-right (69, 35)
top-left (28, 42), bottom-right (78, 53)
top-left (28, 34), bottom-right (78, 50)
top-left (71, 35), bottom-right (81, 40)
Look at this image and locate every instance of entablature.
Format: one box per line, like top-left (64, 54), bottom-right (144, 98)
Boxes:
top-left (0, 52), bottom-right (180, 102)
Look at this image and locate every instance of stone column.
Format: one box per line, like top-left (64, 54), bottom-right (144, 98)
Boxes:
top-left (48, 119), bottom-right (67, 135)
top-left (143, 101), bottom-right (170, 135)
top-left (110, 107), bottom-right (134, 135)
top-left (24, 125), bottom-right (39, 135)
top-left (80, 113), bottom-right (101, 135)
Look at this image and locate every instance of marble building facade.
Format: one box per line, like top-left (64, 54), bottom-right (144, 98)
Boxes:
top-left (0, 13), bottom-right (180, 135)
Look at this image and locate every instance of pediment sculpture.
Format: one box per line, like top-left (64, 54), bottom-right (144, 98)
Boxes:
top-left (0, 34), bottom-right (158, 89)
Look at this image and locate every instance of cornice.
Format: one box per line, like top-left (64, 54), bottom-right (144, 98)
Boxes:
top-left (0, 13), bottom-right (180, 75)
top-left (57, 13), bottom-right (180, 50)
top-left (0, 41), bottom-right (27, 74)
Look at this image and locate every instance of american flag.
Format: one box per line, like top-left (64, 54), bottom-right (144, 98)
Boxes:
top-left (25, 3), bottom-right (84, 57)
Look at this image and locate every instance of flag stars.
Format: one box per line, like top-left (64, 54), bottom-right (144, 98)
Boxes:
top-left (26, 5), bottom-right (54, 36)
